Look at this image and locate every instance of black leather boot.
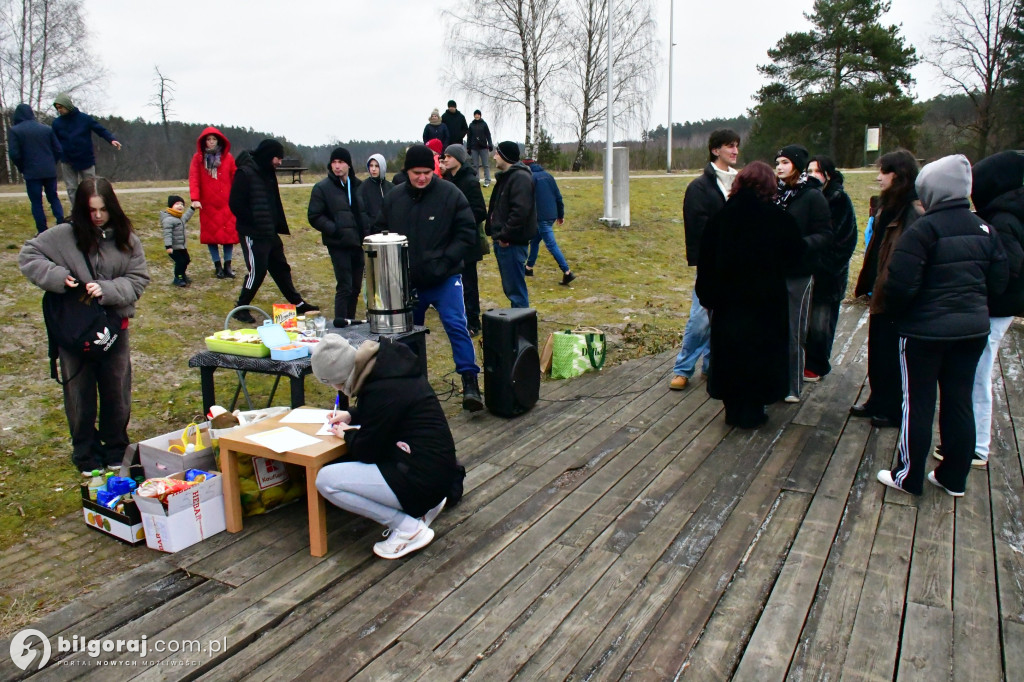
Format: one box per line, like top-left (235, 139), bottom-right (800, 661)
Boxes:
top-left (461, 372), bottom-right (483, 412)
top-left (215, 261), bottom-right (225, 278)
top-left (223, 260), bottom-right (235, 278)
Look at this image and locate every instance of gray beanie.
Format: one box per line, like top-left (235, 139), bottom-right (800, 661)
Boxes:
top-left (444, 144), bottom-right (469, 165)
top-left (311, 334), bottom-right (357, 388)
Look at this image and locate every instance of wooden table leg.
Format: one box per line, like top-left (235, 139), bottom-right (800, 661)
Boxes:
top-left (306, 465), bottom-right (327, 557)
top-left (221, 445), bottom-right (244, 533)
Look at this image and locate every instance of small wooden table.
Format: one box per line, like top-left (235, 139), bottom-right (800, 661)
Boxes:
top-left (218, 412), bottom-right (345, 557)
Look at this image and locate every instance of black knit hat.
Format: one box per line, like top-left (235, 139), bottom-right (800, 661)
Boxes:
top-left (404, 144), bottom-right (435, 171)
top-left (167, 195), bottom-right (184, 208)
top-left (330, 147), bottom-right (353, 167)
top-left (776, 144), bottom-right (809, 173)
top-left (473, 109), bottom-right (481, 116)
top-left (496, 141), bottom-right (521, 164)
top-left (448, 100), bottom-right (457, 108)
top-left (253, 138), bottom-right (285, 169)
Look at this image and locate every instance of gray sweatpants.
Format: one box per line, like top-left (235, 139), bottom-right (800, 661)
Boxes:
top-left (786, 276), bottom-right (814, 397)
top-left (315, 461), bottom-right (413, 530)
top-left (62, 163), bottom-right (96, 205)
top-left (470, 148), bottom-right (491, 183)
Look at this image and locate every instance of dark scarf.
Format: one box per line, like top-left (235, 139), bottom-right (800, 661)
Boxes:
top-left (776, 173), bottom-right (819, 209)
top-left (204, 146), bottom-right (223, 172)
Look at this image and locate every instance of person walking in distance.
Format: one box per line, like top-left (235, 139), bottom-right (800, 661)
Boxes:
top-left (525, 159), bottom-right (576, 285)
top-left (7, 103), bottom-right (64, 233)
top-left (467, 110), bottom-right (494, 186)
top-left (670, 129), bottom-right (740, 390)
top-left (188, 127), bottom-right (238, 279)
top-left (50, 93), bottom-right (122, 205)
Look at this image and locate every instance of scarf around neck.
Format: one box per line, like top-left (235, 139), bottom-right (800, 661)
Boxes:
top-left (776, 174), bottom-right (809, 209)
top-left (204, 148), bottom-right (222, 173)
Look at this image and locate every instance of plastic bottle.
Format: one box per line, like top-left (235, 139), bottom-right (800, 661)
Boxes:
top-left (87, 469), bottom-right (106, 500)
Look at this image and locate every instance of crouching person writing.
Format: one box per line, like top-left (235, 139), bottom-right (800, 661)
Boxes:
top-left (310, 334), bottom-right (459, 559)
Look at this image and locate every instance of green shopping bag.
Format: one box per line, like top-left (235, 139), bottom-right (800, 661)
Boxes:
top-left (550, 327), bottom-right (607, 379)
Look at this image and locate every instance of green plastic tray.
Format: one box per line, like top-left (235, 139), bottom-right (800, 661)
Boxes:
top-left (205, 329), bottom-right (271, 357)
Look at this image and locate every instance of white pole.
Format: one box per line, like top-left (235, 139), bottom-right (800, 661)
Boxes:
top-left (602, 0), bottom-right (615, 221)
top-left (667, 0), bottom-right (674, 173)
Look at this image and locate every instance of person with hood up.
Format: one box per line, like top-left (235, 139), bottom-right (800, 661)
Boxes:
top-left (229, 138), bottom-right (318, 323)
top-left (7, 103), bottom-right (64, 232)
top-left (440, 144), bottom-right (488, 337)
top-left (774, 144), bottom-right (833, 402)
top-left (441, 100), bottom-right (469, 146)
top-left (934, 150), bottom-right (1024, 470)
top-left (307, 147), bottom-right (365, 322)
top-left (467, 110), bottom-right (494, 186)
top-left (374, 144), bottom-right (483, 411)
top-left (357, 153), bottom-right (394, 229)
top-left (877, 154), bottom-right (1008, 498)
top-left (422, 109), bottom-right (450, 149)
top-left (50, 93), bottom-right (121, 204)
top-left (487, 141), bottom-right (538, 308)
top-left (525, 159), bottom-right (576, 286)
top-left (311, 334), bottom-right (462, 559)
top-left (804, 155), bottom-right (857, 381)
top-left (188, 127), bottom-right (238, 278)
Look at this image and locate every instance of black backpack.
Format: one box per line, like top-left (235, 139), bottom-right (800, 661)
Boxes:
top-left (42, 257), bottom-right (123, 384)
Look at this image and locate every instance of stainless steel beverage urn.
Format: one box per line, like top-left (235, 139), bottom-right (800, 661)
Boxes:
top-left (363, 232), bottom-right (414, 333)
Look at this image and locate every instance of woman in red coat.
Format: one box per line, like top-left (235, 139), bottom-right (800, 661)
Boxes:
top-left (189, 127), bottom-right (238, 278)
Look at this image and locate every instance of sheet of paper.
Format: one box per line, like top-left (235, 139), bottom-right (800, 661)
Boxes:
top-left (245, 426), bottom-right (322, 453)
top-left (316, 423), bottom-right (360, 436)
top-left (280, 408), bottom-right (334, 424)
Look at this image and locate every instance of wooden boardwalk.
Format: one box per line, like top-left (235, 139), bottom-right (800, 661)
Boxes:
top-left (4, 304), bottom-right (1024, 681)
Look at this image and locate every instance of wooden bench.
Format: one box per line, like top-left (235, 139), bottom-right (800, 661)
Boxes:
top-left (275, 158), bottom-right (308, 183)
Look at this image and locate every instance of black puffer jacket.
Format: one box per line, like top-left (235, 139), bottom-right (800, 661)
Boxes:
top-left (683, 163), bottom-right (727, 266)
top-left (441, 109), bottom-right (469, 144)
top-left (344, 338), bottom-right (459, 518)
top-left (307, 173), bottom-right (364, 250)
top-left (972, 151), bottom-right (1024, 318)
top-left (779, 177), bottom-right (833, 275)
top-left (813, 175), bottom-right (858, 302)
top-left (447, 164), bottom-right (488, 262)
top-left (357, 178), bottom-right (394, 231)
top-left (885, 155), bottom-right (1009, 340)
top-left (467, 119), bottom-right (492, 151)
top-left (229, 156), bottom-right (288, 238)
top-left (374, 175), bottom-right (477, 289)
top-left (486, 161), bottom-right (538, 244)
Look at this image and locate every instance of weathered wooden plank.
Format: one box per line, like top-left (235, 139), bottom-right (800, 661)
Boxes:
top-left (679, 491), bottom-right (812, 681)
top-left (791, 306), bottom-right (869, 427)
top-left (1003, 618), bottom-right (1024, 682)
top-left (839, 503), bottom-right (917, 682)
top-left (905, 478), bottom-right (954, 610)
top-left (349, 640), bottom-right (434, 682)
top-left (896, 601), bottom-right (953, 682)
top-left (993, 334), bottom-right (1024, 625)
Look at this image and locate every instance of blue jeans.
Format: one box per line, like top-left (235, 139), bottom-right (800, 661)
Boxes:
top-left (413, 274), bottom-right (479, 375)
top-left (493, 242), bottom-right (530, 308)
top-left (207, 244), bottom-right (234, 263)
top-left (673, 288), bottom-right (710, 378)
top-left (25, 177), bottom-right (64, 232)
top-left (527, 220), bottom-right (569, 272)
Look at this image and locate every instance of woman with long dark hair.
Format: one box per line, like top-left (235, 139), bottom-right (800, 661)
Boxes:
top-left (696, 161), bottom-right (804, 427)
top-left (19, 177), bottom-right (150, 474)
top-left (851, 149), bottom-right (922, 426)
top-left (805, 155), bottom-right (858, 380)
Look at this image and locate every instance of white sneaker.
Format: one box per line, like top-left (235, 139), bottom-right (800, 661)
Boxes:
top-left (421, 498), bottom-right (446, 528)
top-left (876, 469), bottom-right (908, 494)
top-left (373, 521), bottom-right (434, 559)
top-left (784, 395), bottom-right (800, 404)
top-left (927, 470), bottom-right (965, 497)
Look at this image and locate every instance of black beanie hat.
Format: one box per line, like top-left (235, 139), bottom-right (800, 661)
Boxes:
top-left (971, 150), bottom-right (1024, 211)
top-left (473, 109), bottom-right (481, 116)
top-left (253, 138), bottom-right (285, 169)
top-left (776, 144), bottom-right (809, 173)
top-left (448, 100), bottom-right (457, 108)
top-left (404, 144), bottom-right (436, 171)
top-left (496, 141), bottom-right (521, 164)
top-left (167, 195), bottom-right (184, 208)
top-left (330, 147), bottom-right (353, 167)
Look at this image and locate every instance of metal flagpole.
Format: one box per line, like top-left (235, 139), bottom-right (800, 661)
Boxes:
top-left (667, 0), bottom-right (674, 173)
top-left (602, 0), bottom-right (615, 223)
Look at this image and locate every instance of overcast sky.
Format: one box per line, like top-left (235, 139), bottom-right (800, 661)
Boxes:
top-left (84, 0), bottom-right (946, 147)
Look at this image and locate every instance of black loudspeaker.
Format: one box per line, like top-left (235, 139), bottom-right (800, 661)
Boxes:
top-left (482, 308), bottom-right (540, 417)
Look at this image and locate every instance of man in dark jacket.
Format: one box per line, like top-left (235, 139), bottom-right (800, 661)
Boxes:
top-left (308, 147), bottom-right (365, 321)
top-left (50, 93), bottom-right (121, 204)
top-left (441, 100), bottom-right (469, 146)
top-left (488, 141), bottom-right (537, 308)
top-left (525, 161), bottom-right (575, 286)
top-left (230, 138), bottom-right (317, 323)
top-left (467, 110), bottom-right (494, 185)
top-left (8, 103), bottom-right (64, 232)
top-left (375, 144), bottom-right (483, 410)
top-left (671, 129), bottom-right (740, 390)
top-left (878, 154), bottom-right (1008, 497)
top-left (442, 144), bottom-right (488, 336)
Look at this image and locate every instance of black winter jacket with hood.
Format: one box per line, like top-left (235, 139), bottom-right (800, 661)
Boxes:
top-left (486, 161), bottom-right (538, 244)
top-left (344, 338), bottom-right (459, 518)
top-left (683, 163), bottom-right (728, 266)
top-left (467, 119), bottom-right (493, 151)
top-left (308, 170), bottom-right (364, 250)
top-left (441, 109), bottom-right (469, 144)
top-left (884, 154), bottom-right (1009, 340)
top-left (374, 174), bottom-right (477, 290)
top-left (813, 174), bottom-right (858, 302)
top-left (8, 104), bottom-right (62, 180)
top-left (777, 175), bottom-right (833, 276)
top-left (356, 154), bottom-right (394, 230)
top-left (229, 141), bottom-right (289, 239)
top-left (972, 150), bottom-right (1024, 318)
top-left (447, 163), bottom-right (488, 263)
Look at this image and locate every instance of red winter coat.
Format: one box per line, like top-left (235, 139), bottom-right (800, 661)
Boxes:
top-left (189, 127), bottom-right (238, 245)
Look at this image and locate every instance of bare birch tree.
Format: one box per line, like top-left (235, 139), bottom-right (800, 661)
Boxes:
top-left (150, 66), bottom-right (175, 142)
top-left (556, 0), bottom-right (657, 170)
top-left (930, 0), bottom-right (1022, 158)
